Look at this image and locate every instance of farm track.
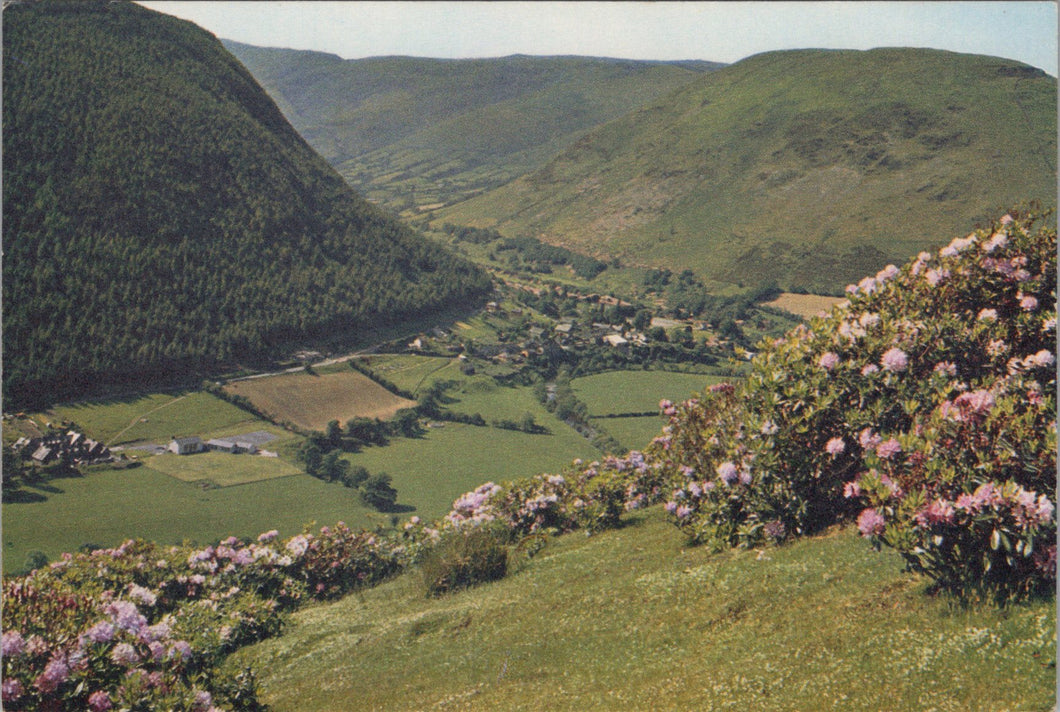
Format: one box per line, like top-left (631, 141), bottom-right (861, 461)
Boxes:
top-left (106, 394), bottom-right (188, 446)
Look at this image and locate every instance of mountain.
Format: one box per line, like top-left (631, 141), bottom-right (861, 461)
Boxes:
top-left (222, 41), bottom-right (722, 214)
top-left (2, 1), bottom-right (491, 408)
top-left (439, 48), bottom-right (1056, 293)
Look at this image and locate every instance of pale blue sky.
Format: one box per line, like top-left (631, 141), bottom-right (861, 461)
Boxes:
top-left (138, 1), bottom-right (1057, 76)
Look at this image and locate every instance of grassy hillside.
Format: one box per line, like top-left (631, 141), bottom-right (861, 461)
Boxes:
top-left (223, 42), bottom-right (721, 213)
top-left (440, 48), bottom-right (1056, 293)
top-left (228, 507), bottom-right (1055, 711)
top-left (2, 1), bottom-right (490, 408)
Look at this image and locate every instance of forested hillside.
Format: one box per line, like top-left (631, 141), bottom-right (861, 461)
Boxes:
top-left (440, 48), bottom-right (1057, 293)
top-left (223, 42), bottom-right (721, 213)
top-left (2, 1), bottom-right (491, 407)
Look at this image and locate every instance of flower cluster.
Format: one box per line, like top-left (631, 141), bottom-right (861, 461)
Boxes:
top-left (2, 524), bottom-right (403, 710)
top-left (657, 208), bottom-right (1056, 599)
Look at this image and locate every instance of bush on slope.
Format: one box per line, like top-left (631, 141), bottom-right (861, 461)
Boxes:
top-left (656, 208), bottom-right (1056, 601)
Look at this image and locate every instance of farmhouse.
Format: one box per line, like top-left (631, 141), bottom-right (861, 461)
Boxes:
top-left (168, 436), bottom-right (205, 455)
top-left (602, 334), bottom-right (629, 348)
top-left (205, 438), bottom-right (258, 454)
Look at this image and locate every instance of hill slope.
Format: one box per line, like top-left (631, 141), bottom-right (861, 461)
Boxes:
top-left (2, 1), bottom-right (490, 407)
top-left (222, 42), bottom-right (721, 214)
top-left (440, 48), bottom-right (1056, 292)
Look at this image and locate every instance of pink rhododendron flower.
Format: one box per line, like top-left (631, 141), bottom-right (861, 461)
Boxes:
top-left (977, 308), bottom-right (998, 322)
top-left (861, 364), bottom-right (879, 376)
top-left (987, 339), bottom-right (1008, 357)
top-left (1019, 294), bottom-right (1039, 311)
top-left (982, 232), bottom-right (1008, 253)
top-left (856, 276), bottom-right (877, 294)
top-left (257, 529), bottom-right (279, 542)
top-left (2, 679), bottom-right (24, 703)
top-left (1027, 349), bottom-right (1056, 368)
top-left (825, 437), bottom-right (845, 456)
top-left (1000, 213), bottom-right (1014, 225)
top-left (876, 439), bottom-right (902, 459)
top-left (716, 461), bottom-right (738, 485)
top-left (2, 630), bottom-right (25, 657)
top-left (915, 499), bottom-right (956, 528)
top-left (858, 428), bottom-right (882, 452)
top-left (857, 508), bottom-right (886, 537)
top-left (933, 361), bottom-right (957, 377)
top-left (110, 642), bottom-right (140, 667)
top-left (924, 267), bottom-right (949, 286)
top-left (818, 351), bottom-right (840, 370)
top-left (880, 347), bottom-right (908, 372)
top-left (843, 481), bottom-right (862, 498)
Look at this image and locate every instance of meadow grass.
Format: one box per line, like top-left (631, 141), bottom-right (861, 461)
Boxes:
top-left (591, 414), bottom-right (666, 451)
top-left (227, 507), bottom-right (1056, 711)
top-left (1, 467), bottom-right (385, 575)
top-left (344, 423), bottom-right (598, 521)
top-left (359, 354), bottom-right (462, 394)
top-left (571, 370), bottom-right (726, 416)
top-left (140, 451), bottom-right (301, 486)
top-left (224, 370), bottom-right (417, 431)
top-left (47, 391), bottom-right (259, 445)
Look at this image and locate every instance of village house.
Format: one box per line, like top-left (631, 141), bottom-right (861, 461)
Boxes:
top-left (168, 436), bottom-right (205, 455)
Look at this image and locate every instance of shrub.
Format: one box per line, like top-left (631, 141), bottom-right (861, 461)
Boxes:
top-left (420, 528), bottom-right (509, 597)
top-left (658, 208), bottom-right (1056, 600)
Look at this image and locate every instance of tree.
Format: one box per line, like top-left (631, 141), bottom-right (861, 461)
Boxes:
top-left (297, 440), bottom-right (323, 478)
top-left (360, 472), bottom-right (398, 510)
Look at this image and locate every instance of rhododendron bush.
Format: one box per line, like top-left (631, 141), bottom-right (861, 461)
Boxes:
top-left (2, 526), bottom-right (401, 710)
top-left (659, 209), bottom-right (1056, 600)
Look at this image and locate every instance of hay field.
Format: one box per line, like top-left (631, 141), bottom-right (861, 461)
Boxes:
top-left (761, 293), bottom-right (845, 320)
top-left (224, 370), bottom-right (416, 431)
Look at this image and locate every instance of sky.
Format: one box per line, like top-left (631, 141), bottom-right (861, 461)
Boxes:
top-left (138, 1), bottom-right (1057, 76)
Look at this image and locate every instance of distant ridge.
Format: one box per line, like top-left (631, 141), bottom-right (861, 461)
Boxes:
top-left (223, 40), bottom-right (723, 213)
top-left (440, 47), bottom-right (1056, 292)
top-left (2, 1), bottom-right (491, 407)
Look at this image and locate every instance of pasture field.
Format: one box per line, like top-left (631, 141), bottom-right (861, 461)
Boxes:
top-left (762, 292), bottom-right (846, 320)
top-left (571, 370), bottom-right (727, 416)
top-left (228, 507), bottom-right (1055, 711)
top-left (2, 468), bottom-right (383, 575)
top-left (592, 415), bottom-right (665, 452)
top-left (47, 391), bottom-right (260, 445)
top-left (344, 423), bottom-right (598, 521)
top-left (141, 451), bottom-right (301, 487)
top-left (224, 370), bottom-right (416, 431)
top-left (358, 354), bottom-right (461, 394)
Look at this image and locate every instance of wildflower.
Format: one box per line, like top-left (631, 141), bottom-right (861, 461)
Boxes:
top-left (857, 508), bottom-right (886, 537)
top-left (987, 339), bottom-right (1008, 357)
top-left (843, 481), bottom-right (862, 498)
top-left (34, 655), bottom-right (70, 693)
top-left (2, 630), bottom-right (25, 657)
top-left (2, 679), bottom-right (23, 704)
top-left (977, 308), bottom-right (998, 322)
top-left (716, 462), bottom-right (739, 485)
top-left (876, 439), bottom-right (902, 459)
top-left (257, 529), bottom-right (279, 542)
top-left (128, 583), bottom-right (157, 607)
top-left (861, 364), bottom-right (879, 376)
top-left (825, 437), bottom-right (845, 456)
top-left (915, 499), bottom-right (956, 528)
top-left (285, 534), bottom-right (311, 557)
top-left (933, 361), bottom-right (957, 377)
top-left (1027, 349), bottom-right (1056, 368)
top-left (880, 347), bottom-right (908, 372)
top-left (111, 642), bottom-right (140, 667)
top-left (1019, 294), bottom-right (1039, 311)
top-left (818, 351), bottom-right (840, 371)
top-left (760, 420), bottom-right (778, 436)
top-left (85, 621), bottom-right (116, 644)
top-left (859, 428), bottom-right (882, 452)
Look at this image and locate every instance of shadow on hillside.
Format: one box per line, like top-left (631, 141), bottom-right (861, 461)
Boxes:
top-left (2, 489), bottom-right (48, 504)
top-left (378, 502), bottom-right (416, 514)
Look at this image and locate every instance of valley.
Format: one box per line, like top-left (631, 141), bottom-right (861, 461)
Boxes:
top-left (1, 3), bottom-right (1055, 711)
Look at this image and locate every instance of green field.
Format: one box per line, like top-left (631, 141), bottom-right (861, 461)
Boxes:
top-left (572, 370), bottom-right (726, 416)
top-left (359, 354), bottom-right (462, 394)
top-left (592, 415), bottom-right (666, 452)
top-left (345, 423), bottom-right (598, 521)
top-left (47, 391), bottom-right (261, 445)
top-left (141, 451), bottom-right (301, 486)
top-left (227, 507), bottom-right (1056, 711)
top-left (1, 468), bottom-right (387, 575)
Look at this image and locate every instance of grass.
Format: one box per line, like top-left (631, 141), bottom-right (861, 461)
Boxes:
top-left (344, 423), bottom-right (598, 522)
top-left (226, 506), bottom-right (1056, 711)
top-left (571, 370), bottom-right (726, 416)
top-left (46, 391), bottom-right (260, 445)
top-left (140, 451), bottom-right (301, 486)
top-left (592, 415), bottom-right (666, 451)
top-left (1, 467), bottom-right (390, 575)
top-left (224, 370), bottom-right (417, 431)
top-left (358, 354), bottom-right (461, 395)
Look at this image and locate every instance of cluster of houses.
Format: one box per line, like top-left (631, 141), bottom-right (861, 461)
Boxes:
top-left (12, 430), bottom-right (113, 466)
top-left (167, 435), bottom-right (259, 455)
